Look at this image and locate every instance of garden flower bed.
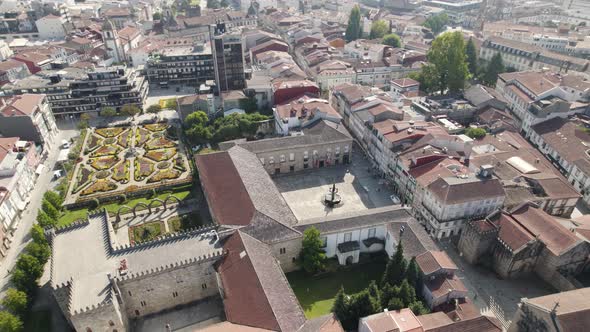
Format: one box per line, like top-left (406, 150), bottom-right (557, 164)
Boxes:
top-left (95, 127), bottom-right (124, 138)
top-left (167, 213), bottom-right (202, 233)
top-left (129, 221), bottom-right (165, 244)
top-left (80, 180), bottom-right (117, 196)
top-left (145, 148), bottom-right (177, 162)
top-left (144, 123), bottom-right (168, 132)
top-left (147, 169), bottom-right (181, 183)
top-left (145, 136), bottom-right (176, 150)
top-left (90, 156), bottom-right (120, 170)
top-left (134, 158), bottom-right (154, 181)
top-left (118, 129), bottom-right (131, 148)
top-left (136, 127), bottom-right (151, 147)
top-left (112, 160), bottom-right (130, 183)
top-left (73, 167), bottom-right (93, 193)
top-left (91, 144), bottom-right (120, 157)
top-left (86, 135), bottom-right (102, 153)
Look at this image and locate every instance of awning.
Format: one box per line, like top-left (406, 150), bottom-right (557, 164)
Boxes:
top-left (35, 164), bottom-right (45, 175)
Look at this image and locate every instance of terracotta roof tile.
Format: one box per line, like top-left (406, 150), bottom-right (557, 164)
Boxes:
top-left (415, 250), bottom-right (458, 276)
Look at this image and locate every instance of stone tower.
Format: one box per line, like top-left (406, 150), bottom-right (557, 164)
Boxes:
top-left (102, 19), bottom-right (124, 63)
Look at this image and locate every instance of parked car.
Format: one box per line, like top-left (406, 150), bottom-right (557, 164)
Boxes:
top-left (61, 140), bottom-right (71, 149)
top-left (390, 194), bottom-right (401, 204)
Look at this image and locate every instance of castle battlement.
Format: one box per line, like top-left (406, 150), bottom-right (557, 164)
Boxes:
top-left (114, 249), bottom-right (226, 282)
top-left (54, 219), bottom-right (91, 235)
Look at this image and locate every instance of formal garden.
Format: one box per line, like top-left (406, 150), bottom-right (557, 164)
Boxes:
top-left (128, 212), bottom-right (203, 244)
top-left (65, 122), bottom-right (192, 205)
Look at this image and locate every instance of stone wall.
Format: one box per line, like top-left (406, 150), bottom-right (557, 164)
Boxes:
top-left (271, 237), bottom-right (302, 273)
top-left (492, 242), bottom-right (541, 279)
top-left (534, 241), bottom-right (590, 291)
top-left (457, 222), bottom-right (497, 265)
top-left (70, 299), bottom-right (128, 332)
top-left (117, 259), bottom-right (219, 318)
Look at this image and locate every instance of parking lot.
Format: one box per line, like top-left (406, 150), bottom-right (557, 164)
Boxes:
top-left (274, 151), bottom-right (397, 220)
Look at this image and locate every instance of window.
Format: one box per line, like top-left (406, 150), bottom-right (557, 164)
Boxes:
top-left (269, 157), bottom-right (274, 164)
top-left (140, 301), bottom-right (146, 307)
top-left (321, 236), bottom-right (327, 248)
top-left (172, 291), bottom-right (178, 298)
top-left (344, 232), bottom-right (352, 242)
top-left (135, 310), bottom-right (140, 316)
top-left (202, 283), bottom-right (208, 289)
top-left (109, 321), bottom-right (115, 327)
top-left (368, 228), bottom-right (376, 238)
top-left (280, 155), bottom-right (285, 163)
top-left (303, 151), bottom-right (309, 161)
top-left (279, 248), bottom-right (286, 254)
top-left (303, 163), bottom-right (309, 169)
top-left (289, 153), bottom-right (295, 161)
top-left (128, 291), bottom-right (132, 296)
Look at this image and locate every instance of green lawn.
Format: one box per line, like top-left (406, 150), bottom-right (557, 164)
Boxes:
top-left (287, 260), bottom-right (386, 318)
top-left (57, 187), bottom-right (193, 227)
top-left (168, 212), bottom-right (203, 232)
top-left (131, 221), bottom-right (163, 243)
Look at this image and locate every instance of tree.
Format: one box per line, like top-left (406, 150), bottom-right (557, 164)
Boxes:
top-left (369, 20), bottom-right (388, 39)
top-left (482, 53), bottom-right (505, 87)
top-left (382, 33), bottom-right (401, 48)
top-left (428, 31), bottom-right (469, 93)
top-left (184, 111), bottom-right (209, 128)
top-left (30, 225), bottom-right (46, 245)
top-left (36, 210), bottom-right (56, 229)
top-left (25, 242), bottom-right (50, 265)
top-left (146, 104), bottom-right (162, 113)
top-left (408, 64), bottom-right (440, 94)
top-left (466, 37), bottom-right (478, 76)
top-left (406, 257), bottom-right (422, 292)
top-left (12, 254), bottom-right (43, 294)
top-left (398, 279), bottom-right (416, 306)
top-left (43, 191), bottom-right (63, 211)
top-left (41, 200), bottom-right (59, 221)
top-left (2, 289), bottom-right (27, 318)
top-left (409, 301), bottom-right (430, 315)
top-left (120, 104), bottom-right (141, 116)
top-left (382, 242), bottom-right (407, 287)
top-left (380, 283), bottom-right (400, 309)
top-left (153, 12), bottom-right (162, 20)
top-left (423, 13), bottom-right (449, 35)
top-left (239, 97), bottom-right (258, 113)
top-left (387, 297), bottom-right (405, 310)
top-left (332, 286), bottom-right (350, 326)
top-left (101, 107), bottom-right (117, 117)
top-left (299, 227), bottom-right (326, 274)
top-left (347, 290), bottom-right (378, 329)
top-left (465, 127), bottom-right (487, 139)
top-left (186, 124), bottom-right (212, 145)
top-left (345, 5), bottom-right (361, 42)
top-left (80, 113), bottom-right (90, 122)
top-left (0, 311), bottom-right (23, 332)
top-left (367, 280), bottom-right (381, 311)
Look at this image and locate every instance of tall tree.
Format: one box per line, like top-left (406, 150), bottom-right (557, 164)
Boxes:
top-left (382, 33), bottom-right (401, 48)
top-left (36, 210), bottom-right (56, 228)
top-left (43, 191), bottom-right (63, 211)
top-left (30, 225), bottom-right (47, 245)
top-left (406, 257), bottom-right (422, 292)
top-left (409, 301), bottom-right (430, 315)
top-left (2, 289), bottom-right (27, 318)
top-left (25, 242), bottom-right (51, 265)
top-left (345, 5), bottom-right (361, 42)
top-left (0, 311), bottom-right (22, 332)
top-left (423, 13), bottom-right (449, 35)
top-left (482, 53), bottom-right (505, 87)
top-left (348, 290), bottom-right (379, 329)
top-left (465, 37), bottom-right (478, 76)
top-left (299, 227), bottom-right (326, 274)
top-left (382, 242), bottom-right (407, 287)
top-left (428, 31), bottom-right (469, 93)
top-left (369, 20), bottom-right (388, 39)
top-left (380, 283), bottom-right (400, 309)
top-left (41, 200), bottom-right (59, 221)
top-left (367, 280), bottom-right (381, 311)
top-left (398, 279), bottom-right (416, 306)
top-left (332, 286), bottom-right (350, 326)
top-left (408, 64), bottom-right (440, 94)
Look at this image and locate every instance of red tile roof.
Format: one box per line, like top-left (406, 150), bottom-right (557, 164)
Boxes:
top-left (415, 250), bottom-right (458, 276)
top-left (195, 152), bottom-right (255, 226)
top-left (218, 232), bottom-right (306, 331)
top-left (0, 94), bottom-right (43, 117)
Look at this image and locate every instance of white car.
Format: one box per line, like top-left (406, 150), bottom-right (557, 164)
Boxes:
top-left (390, 195), bottom-right (401, 204)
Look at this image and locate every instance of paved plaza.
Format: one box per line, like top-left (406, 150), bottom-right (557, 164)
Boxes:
top-left (441, 240), bottom-right (554, 330)
top-left (274, 151), bottom-right (397, 220)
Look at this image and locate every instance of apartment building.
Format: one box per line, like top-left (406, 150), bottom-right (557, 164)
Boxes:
top-left (529, 117), bottom-right (590, 208)
top-left (0, 94), bottom-right (58, 148)
top-left (273, 96), bottom-right (342, 135)
top-left (496, 70), bottom-right (590, 136)
top-left (210, 24), bottom-right (246, 92)
top-left (145, 41), bottom-right (214, 87)
top-left (2, 66), bottom-right (148, 117)
top-left (480, 37), bottom-right (590, 73)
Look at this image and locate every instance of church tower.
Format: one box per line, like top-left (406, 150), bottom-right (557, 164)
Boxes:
top-left (102, 19), bottom-right (124, 63)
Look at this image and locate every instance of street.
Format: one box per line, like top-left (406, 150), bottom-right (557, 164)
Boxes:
top-left (0, 122), bottom-right (78, 298)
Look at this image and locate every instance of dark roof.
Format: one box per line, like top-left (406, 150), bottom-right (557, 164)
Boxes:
top-left (427, 176), bottom-right (505, 205)
top-left (218, 231), bottom-right (306, 331)
top-left (295, 206), bottom-right (413, 234)
top-left (229, 120), bottom-right (351, 154)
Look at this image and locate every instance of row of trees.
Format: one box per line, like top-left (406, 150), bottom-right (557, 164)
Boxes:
top-left (36, 191), bottom-right (64, 228)
top-left (332, 242), bottom-right (429, 330)
top-left (100, 104), bottom-right (142, 117)
top-left (345, 7), bottom-right (402, 47)
top-left (183, 111), bottom-right (269, 145)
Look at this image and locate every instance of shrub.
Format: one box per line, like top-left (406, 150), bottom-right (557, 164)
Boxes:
top-left (24, 242), bottom-right (50, 265)
top-left (465, 127), bottom-right (486, 139)
top-left (0, 311), bottom-right (23, 332)
top-left (36, 211), bottom-right (56, 229)
top-left (146, 104), bottom-right (162, 113)
top-left (120, 104), bottom-right (141, 116)
top-left (43, 191), bottom-right (63, 211)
